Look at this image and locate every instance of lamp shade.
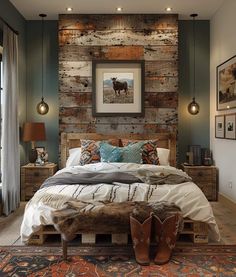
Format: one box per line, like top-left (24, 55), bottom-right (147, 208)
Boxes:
top-left (22, 122), bottom-right (46, 142)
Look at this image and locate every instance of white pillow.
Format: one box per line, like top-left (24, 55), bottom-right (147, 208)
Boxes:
top-left (157, 148), bottom-right (170, 166)
top-left (66, 147), bottom-right (81, 167)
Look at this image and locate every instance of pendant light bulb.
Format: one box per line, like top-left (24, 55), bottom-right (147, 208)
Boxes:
top-left (37, 97), bottom-right (49, 115)
top-left (188, 97), bottom-right (200, 115)
top-left (37, 13), bottom-right (49, 115)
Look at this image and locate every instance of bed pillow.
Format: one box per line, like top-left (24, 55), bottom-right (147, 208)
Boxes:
top-left (79, 139), bottom-right (119, 165)
top-left (157, 147), bottom-right (170, 166)
top-left (66, 147), bottom-right (81, 167)
top-left (121, 139), bottom-right (159, 165)
top-left (99, 142), bottom-right (144, 163)
top-left (99, 143), bottom-right (122, 162)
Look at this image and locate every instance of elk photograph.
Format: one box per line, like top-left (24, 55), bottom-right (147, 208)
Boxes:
top-left (103, 72), bottom-right (134, 104)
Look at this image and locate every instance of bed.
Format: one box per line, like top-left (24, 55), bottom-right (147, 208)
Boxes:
top-left (20, 132), bottom-right (220, 244)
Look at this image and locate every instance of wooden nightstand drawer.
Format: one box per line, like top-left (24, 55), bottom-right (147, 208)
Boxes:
top-left (181, 165), bottom-right (218, 201)
top-left (24, 168), bottom-right (49, 177)
top-left (21, 163), bottom-right (57, 201)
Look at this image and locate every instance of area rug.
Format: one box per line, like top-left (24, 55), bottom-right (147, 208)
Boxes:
top-left (0, 245), bottom-right (236, 276)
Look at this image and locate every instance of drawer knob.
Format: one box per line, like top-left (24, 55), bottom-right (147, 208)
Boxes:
top-left (198, 172), bottom-right (203, 177)
top-left (34, 172), bottom-right (39, 177)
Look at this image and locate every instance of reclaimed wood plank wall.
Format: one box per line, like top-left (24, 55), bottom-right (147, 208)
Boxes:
top-left (58, 14), bottom-right (178, 135)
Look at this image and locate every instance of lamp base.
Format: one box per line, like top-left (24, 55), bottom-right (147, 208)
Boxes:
top-left (29, 149), bottom-right (38, 163)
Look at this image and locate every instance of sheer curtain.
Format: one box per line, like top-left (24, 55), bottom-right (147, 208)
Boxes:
top-left (2, 24), bottom-right (20, 215)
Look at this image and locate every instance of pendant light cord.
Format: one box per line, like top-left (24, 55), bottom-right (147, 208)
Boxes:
top-left (39, 14), bottom-right (47, 99)
top-left (193, 15), bottom-right (196, 99)
top-left (190, 13), bottom-right (198, 100)
top-left (41, 15), bottom-right (44, 99)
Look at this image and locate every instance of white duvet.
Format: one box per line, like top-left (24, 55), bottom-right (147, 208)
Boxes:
top-left (20, 163), bottom-right (220, 242)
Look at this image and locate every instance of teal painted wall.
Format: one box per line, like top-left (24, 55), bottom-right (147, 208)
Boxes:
top-left (26, 21), bottom-right (59, 163)
top-left (178, 20), bottom-right (210, 165)
top-left (0, 0), bottom-right (27, 164)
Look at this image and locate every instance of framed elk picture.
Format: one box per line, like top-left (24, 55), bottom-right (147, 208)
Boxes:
top-left (217, 55), bottom-right (236, 110)
top-left (92, 60), bottom-right (145, 116)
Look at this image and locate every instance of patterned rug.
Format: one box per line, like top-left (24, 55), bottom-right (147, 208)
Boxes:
top-left (0, 245), bottom-right (236, 276)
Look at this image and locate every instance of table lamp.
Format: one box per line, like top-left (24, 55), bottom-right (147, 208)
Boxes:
top-left (22, 122), bottom-right (46, 163)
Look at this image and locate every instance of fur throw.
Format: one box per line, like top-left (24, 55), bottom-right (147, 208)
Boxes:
top-left (52, 201), bottom-right (183, 241)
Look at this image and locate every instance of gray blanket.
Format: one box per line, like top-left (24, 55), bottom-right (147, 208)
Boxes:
top-left (40, 172), bottom-right (142, 189)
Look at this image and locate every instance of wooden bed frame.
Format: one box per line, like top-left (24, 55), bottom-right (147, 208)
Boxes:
top-left (28, 132), bottom-right (209, 245)
top-left (60, 132), bottom-right (177, 169)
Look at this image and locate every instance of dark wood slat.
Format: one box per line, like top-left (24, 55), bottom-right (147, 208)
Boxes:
top-left (144, 92), bottom-right (178, 108)
top-left (145, 61), bottom-right (178, 77)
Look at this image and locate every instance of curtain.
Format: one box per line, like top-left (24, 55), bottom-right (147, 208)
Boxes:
top-left (2, 24), bottom-right (20, 215)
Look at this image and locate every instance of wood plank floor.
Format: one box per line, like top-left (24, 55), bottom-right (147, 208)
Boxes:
top-left (0, 201), bottom-right (235, 245)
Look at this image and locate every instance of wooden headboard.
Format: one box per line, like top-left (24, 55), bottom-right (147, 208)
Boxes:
top-left (60, 132), bottom-right (176, 169)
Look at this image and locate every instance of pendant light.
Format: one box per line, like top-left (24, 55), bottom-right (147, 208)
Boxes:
top-left (36, 14), bottom-right (49, 115)
top-left (188, 13), bottom-right (200, 115)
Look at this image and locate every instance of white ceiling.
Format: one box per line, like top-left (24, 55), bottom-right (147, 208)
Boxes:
top-left (9, 0), bottom-right (225, 20)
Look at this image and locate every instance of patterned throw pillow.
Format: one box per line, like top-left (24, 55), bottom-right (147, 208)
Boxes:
top-left (99, 142), bottom-right (144, 164)
top-left (121, 139), bottom-right (159, 165)
top-left (121, 142), bottom-right (144, 163)
top-left (79, 139), bottom-right (119, 165)
top-left (99, 142), bottom-right (122, 163)
top-left (79, 140), bottom-right (100, 165)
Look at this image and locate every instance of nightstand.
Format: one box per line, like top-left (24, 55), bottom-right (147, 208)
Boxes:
top-left (21, 163), bottom-right (57, 201)
top-left (181, 165), bottom-right (218, 201)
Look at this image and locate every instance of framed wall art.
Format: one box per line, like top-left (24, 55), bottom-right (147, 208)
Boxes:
top-left (217, 55), bottom-right (236, 110)
top-left (215, 115), bottom-right (225, 138)
top-left (92, 60), bottom-right (145, 117)
top-left (225, 113), bottom-right (236, 139)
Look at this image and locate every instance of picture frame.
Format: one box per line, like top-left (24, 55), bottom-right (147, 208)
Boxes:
top-left (215, 115), bottom-right (225, 138)
top-left (35, 146), bottom-right (45, 156)
top-left (225, 113), bottom-right (236, 140)
top-left (92, 60), bottom-right (145, 117)
top-left (217, 55), bottom-right (236, 110)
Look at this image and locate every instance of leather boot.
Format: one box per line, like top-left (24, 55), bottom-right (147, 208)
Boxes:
top-left (130, 215), bottom-right (152, 265)
top-left (153, 214), bottom-right (180, 265)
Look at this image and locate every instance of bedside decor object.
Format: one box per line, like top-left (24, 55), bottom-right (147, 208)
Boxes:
top-left (188, 145), bottom-right (201, 165)
top-left (35, 146), bottom-right (48, 165)
top-left (187, 14), bottom-right (200, 115)
top-left (225, 113), bottom-right (236, 139)
top-left (22, 122), bottom-right (46, 163)
top-left (215, 115), bottom-right (225, 138)
top-left (217, 55), bottom-right (236, 111)
top-left (36, 14), bottom-right (49, 115)
top-left (92, 60), bottom-right (145, 117)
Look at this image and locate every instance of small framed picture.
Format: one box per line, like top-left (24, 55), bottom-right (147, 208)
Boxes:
top-left (215, 115), bottom-right (225, 138)
top-left (35, 146), bottom-right (45, 156)
top-left (225, 113), bottom-right (236, 139)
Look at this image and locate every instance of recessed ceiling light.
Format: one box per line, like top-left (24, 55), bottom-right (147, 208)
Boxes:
top-left (116, 7), bottom-right (123, 12)
top-left (66, 7), bottom-right (73, 12)
top-left (165, 7), bottom-right (172, 12)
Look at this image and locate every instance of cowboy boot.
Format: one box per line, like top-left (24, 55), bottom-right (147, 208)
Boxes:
top-left (153, 214), bottom-right (180, 265)
top-left (130, 215), bottom-right (152, 265)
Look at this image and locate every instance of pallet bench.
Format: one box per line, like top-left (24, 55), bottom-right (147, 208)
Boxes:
top-left (28, 218), bottom-right (208, 245)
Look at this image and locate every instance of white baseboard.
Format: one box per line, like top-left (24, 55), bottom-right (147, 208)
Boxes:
top-left (218, 192), bottom-right (236, 211)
